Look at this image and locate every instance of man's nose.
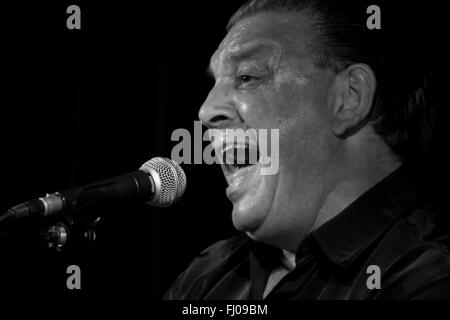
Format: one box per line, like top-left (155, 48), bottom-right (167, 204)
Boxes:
top-left (198, 85), bottom-right (241, 129)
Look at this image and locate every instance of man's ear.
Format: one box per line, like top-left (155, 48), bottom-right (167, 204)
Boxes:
top-left (331, 63), bottom-right (377, 137)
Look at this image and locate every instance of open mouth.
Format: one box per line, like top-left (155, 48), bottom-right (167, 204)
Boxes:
top-left (208, 129), bottom-right (261, 186)
top-left (222, 144), bottom-right (260, 181)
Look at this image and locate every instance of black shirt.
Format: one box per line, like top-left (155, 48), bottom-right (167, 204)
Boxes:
top-left (164, 165), bottom-right (450, 299)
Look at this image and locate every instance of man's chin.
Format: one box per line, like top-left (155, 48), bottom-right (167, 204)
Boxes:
top-left (230, 202), bottom-right (267, 235)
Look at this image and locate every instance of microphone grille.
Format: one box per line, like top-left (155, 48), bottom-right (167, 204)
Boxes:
top-left (140, 157), bottom-right (187, 207)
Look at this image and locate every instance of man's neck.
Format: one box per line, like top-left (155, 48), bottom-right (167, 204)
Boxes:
top-left (311, 147), bottom-right (401, 233)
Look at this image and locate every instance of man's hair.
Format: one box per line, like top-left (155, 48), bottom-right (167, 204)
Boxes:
top-left (228, 0), bottom-right (434, 162)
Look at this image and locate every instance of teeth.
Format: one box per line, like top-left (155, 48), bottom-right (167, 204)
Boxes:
top-left (208, 129), bottom-right (260, 169)
top-left (223, 145), bottom-right (259, 167)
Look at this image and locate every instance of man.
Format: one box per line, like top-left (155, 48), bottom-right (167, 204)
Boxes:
top-left (165, 0), bottom-right (450, 299)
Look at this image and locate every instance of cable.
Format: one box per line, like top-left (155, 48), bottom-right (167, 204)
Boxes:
top-left (0, 210), bottom-right (11, 224)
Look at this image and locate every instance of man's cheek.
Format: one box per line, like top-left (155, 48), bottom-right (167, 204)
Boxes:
top-left (235, 94), bottom-right (273, 126)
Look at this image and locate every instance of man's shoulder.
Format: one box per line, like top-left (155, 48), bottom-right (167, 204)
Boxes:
top-left (379, 237), bottom-right (450, 299)
top-left (163, 234), bottom-right (249, 299)
top-left (198, 233), bottom-right (249, 257)
top-left (375, 203), bottom-right (450, 299)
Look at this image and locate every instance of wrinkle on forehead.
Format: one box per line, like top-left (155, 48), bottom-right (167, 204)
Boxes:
top-left (210, 11), bottom-right (316, 76)
top-left (210, 39), bottom-right (283, 78)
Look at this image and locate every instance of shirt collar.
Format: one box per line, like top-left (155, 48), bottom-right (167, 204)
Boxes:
top-left (308, 164), bottom-right (419, 267)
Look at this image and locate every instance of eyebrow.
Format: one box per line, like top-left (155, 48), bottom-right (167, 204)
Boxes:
top-left (207, 41), bottom-right (279, 78)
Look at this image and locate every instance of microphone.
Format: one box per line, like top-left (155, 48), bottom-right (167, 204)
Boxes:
top-left (1, 157), bottom-right (186, 222)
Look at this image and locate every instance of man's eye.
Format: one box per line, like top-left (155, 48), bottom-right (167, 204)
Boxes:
top-left (237, 75), bottom-right (260, 87)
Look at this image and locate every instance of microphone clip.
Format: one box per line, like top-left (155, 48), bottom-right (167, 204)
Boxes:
top-left (44, 216), bottom-right (102, 251)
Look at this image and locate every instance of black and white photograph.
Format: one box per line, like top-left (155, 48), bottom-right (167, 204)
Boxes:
top-left (1, 0), bottom-right (449, 314)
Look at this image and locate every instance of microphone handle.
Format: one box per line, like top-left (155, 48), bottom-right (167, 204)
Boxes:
top-left (62, 170), bottom-right (154, 212)
top-left (8, 170), bottom-right (155, 219)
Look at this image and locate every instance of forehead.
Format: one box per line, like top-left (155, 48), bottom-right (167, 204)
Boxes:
top-left (210, 11), bottom-right (314, 72)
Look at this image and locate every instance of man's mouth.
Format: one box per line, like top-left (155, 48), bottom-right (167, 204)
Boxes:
top-left (209, 130), bottom-right (263, 199)
top-left (221, 144), bottom-right (260, 186)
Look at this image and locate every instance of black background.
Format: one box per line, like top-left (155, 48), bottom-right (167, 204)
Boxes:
top-left (0, 0), bottom-right (448, 305)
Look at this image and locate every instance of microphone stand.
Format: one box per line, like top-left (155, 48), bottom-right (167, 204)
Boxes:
top-left (0, 211), bottom-right (102, 251)
top-left (44, 216), bottom-right (101, 251)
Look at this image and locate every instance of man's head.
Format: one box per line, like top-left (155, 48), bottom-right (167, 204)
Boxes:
top-left (198, 0), bottom-right (433, 251)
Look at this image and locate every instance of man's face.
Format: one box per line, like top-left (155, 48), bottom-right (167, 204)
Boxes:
top-left (199, 11), bottom-right (338, 249)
